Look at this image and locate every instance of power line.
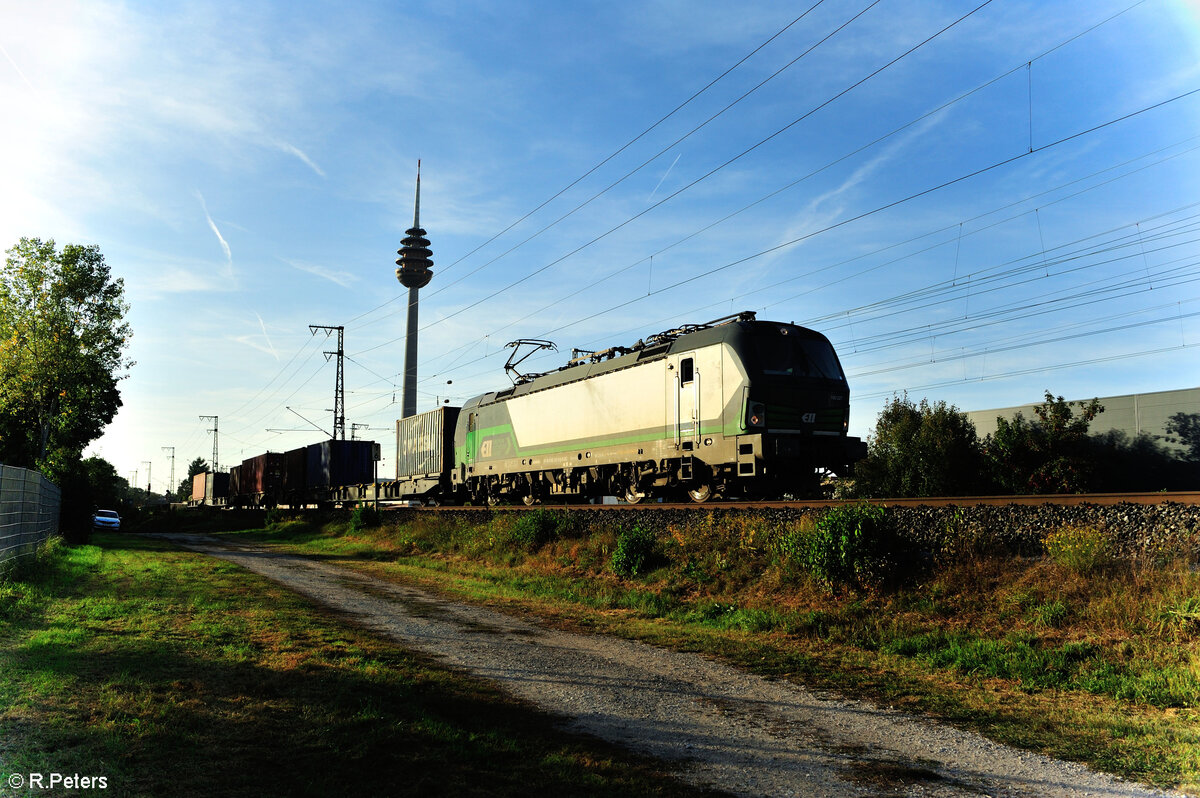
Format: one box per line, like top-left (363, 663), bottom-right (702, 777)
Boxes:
top-left (405, 135), bottom-right (1200, 387)
top-left (419, 0), bottom-right (884, 303)
top-left (351, 0), bottom-right (997, 358)
top-left (343, 1), bottom-right (831, 330)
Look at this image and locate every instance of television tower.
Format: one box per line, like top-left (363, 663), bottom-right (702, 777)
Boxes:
top-left (395, 161), bottom-right (433, 419)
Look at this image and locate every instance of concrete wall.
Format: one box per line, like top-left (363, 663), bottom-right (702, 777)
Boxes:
top-left (966, 387), bottom-right (1200, 453)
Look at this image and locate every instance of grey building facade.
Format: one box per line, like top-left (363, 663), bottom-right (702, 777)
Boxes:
top-left (966, 387), bottom-right (1200, 455)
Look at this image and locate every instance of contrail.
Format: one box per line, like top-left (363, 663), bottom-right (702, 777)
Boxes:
top-left (255, 311), bottom-right (279, 360)
top-left (0, 42), bottom-right (36, 93)
top-left (195, 191), bottom-right (232, 275)
top-left (275, 140), bottom-right (326, 177)
top-left (648, 153), bottom-right (682, 201)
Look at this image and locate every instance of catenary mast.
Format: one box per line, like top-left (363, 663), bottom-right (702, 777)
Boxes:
top-left (395, 161), bottom-right (433, 419)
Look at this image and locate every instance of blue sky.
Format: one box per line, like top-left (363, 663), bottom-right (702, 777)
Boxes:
top-left (3, 0), bottom-right (1198, 490)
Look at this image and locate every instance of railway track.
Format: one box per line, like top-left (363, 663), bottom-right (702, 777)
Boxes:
top-left (399, 491), bottom-right (1200, 511)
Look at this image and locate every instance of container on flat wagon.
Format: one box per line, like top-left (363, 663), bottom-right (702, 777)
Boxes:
top-left (305, 439), bottom-right (376, 489)
top-left (211, 472), bottom-right (229, 501)
top-left (282, 447), bottom-right (307, 502)
top-left (395, 407), bottom-right (461, 479)
top-left (240, 452), bottom-right (284, 498)
top-left (191, 471), bottom-right (230, 503)
top-left (191, 472), bottom-right (206, 502)
top-left (228, 465), bottom-right (241, 499)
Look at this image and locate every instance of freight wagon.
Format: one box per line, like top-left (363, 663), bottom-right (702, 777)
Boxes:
top-left (189, 471), bottom-right (229, 506)
top-left (225, 439), bottom-right (380, 508)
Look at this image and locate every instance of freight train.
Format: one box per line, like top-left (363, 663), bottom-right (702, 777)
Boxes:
top-left (393, 311), bottom-right (865, 504)
top-left (192, 311), bottom-right (866, 508)
top-left (190, 439), bottom-right (381, 508)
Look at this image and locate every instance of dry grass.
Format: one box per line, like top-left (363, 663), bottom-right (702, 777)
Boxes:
top-left (0, 532), bottom-right (725, 797)
top-left (218, 507), bottom-right (1200, 793)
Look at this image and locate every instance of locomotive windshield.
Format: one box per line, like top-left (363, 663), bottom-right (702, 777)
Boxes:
top-left (753, 331), bottom-right (845, 381)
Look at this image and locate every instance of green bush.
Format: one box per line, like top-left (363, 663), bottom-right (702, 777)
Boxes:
top-left (509, 510), bottom-right (566, 551)
top-left (350, 505), bottom-right (382, 534)
top-left (791, 502), bottom-right (895, 591)
top-left (610, 524), bottom-right (659, 577)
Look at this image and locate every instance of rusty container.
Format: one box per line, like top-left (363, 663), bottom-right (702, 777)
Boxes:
top-left (282, 447), bottom-right (307, 503)
top-left (240, 452), bottom-right (285, 500)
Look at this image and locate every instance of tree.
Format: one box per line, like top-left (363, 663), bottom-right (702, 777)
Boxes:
top-left (852, 394), bottom-right (984, 498)
top-left (176, 457), bottom-right (210, 501)
top-left (983, 391), bottom-right (1103, 494)
top-left (1165, 412), bottom-right (1200, 463)
top-left (0, 238), bottom-right (133, 477)
top-left (79, 455), bottom-right (133, 511)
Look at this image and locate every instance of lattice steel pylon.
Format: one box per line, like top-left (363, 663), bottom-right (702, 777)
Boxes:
top-left (309, 325), bottom-right (345, 440)
top-left (395, 161), bottom-right (433, 419)
top-left (199, 416), bottom-right (218, 472)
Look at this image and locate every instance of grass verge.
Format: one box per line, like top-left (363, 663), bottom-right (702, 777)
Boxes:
top-left (218, 507), bottom-right (1200, 794)
top-left (0, 533), bottom-right (725, 797)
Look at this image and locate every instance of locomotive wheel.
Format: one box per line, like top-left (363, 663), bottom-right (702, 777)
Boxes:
top-left (687, 482), bottom-right (715, 503)
top-left (623, 486), bottom-right (644, 505)
top-left (521, 493), bottom-right (539, 506)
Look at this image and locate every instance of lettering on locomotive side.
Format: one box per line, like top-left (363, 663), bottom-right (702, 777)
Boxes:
top-left (480, 440), bottom-right (493, 458)
top-left (802, 412), bottom-right (817, 424)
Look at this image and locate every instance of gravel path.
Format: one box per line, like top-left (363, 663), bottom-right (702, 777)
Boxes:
top-left (159, 533), bottom-right (1185, 798)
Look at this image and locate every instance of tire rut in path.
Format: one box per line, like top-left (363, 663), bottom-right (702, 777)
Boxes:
top-left (158, 533), bottom-right (1183, 798)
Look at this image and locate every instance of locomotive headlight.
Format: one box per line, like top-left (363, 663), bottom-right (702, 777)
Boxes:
top-left (843, 410), bottom-right (850, 433)
top-left (748, 402), bottom-right (766, 427)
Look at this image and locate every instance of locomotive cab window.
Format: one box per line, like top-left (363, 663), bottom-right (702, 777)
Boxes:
top-left (680, 357), bottom-right (694, 384)
top-left (755, 335), bottom-right (844, 381)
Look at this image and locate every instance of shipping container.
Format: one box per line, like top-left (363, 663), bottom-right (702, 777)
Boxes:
top-left (191, 471), bottom-right (229, 504)
top-left (282, 447), bottom-right (307, 503)
top-left (240, 452), bottom-right (285, 500)
top-left (305, 440), bottom-right (376, 489)
top-left (228, 465), bottom-right (241, 500)
top-left (396, 407), bottom-right (460, 479)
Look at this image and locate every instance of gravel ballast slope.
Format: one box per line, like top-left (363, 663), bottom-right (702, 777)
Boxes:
top-left (158, 533), bottom-right (1185, 798)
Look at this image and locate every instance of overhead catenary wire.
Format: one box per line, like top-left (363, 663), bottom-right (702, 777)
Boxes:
top-left (416, 0), bottom-right (885, 304)
top-left (213, 1), bottom-right (1192, 446)
top-left (404, 133), bottom-right (1200, 388)
top-left (342, 0), bottom-right (830, 331)
top-left (393, 192), bottom-right (1200, 405)
top-left (357, 0), bottom-right (1152, 372)
top-left (350, 0), bottom-right (998, 358)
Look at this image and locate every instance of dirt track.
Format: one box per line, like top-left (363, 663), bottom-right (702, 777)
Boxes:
top-left (159, 533), bottom-right (1184, 798)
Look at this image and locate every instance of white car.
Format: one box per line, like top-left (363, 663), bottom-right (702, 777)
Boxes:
top-left (92, 509), bottom-right (121, 531)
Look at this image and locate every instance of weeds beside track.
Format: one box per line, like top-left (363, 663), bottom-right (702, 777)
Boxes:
top-left (219, 505), bottom-right (1200, 794)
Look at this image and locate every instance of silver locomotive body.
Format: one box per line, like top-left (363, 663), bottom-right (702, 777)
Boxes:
top-left (447, 312), bottom-right (864, 504)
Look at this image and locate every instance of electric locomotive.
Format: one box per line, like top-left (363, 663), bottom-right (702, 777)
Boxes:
top-left (446, 311), bottom-right (864, 504)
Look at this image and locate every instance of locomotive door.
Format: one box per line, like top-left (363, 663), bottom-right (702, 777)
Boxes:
top-left (465, 412), bottom-right (477, 471)
top-left (670, 352), bottom-right (700, 449)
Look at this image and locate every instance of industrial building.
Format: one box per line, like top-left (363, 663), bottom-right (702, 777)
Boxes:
top-left (966, 387), bottom-right (1200, 455)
